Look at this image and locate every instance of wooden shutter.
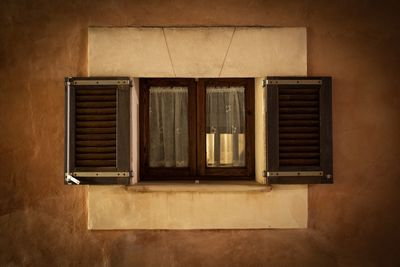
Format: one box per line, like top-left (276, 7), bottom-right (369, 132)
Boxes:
top-left (65, 77), bottom-right (131, 185)
top-left (265, 77), bottom-right (333, 184)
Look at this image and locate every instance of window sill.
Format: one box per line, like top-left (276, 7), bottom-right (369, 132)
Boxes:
top-left (126, 181), bottom-right (271, 193)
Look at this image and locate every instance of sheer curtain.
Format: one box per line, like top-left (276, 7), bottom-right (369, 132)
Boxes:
top-left (206, 86), bottom-right (246, 167)
top-left (149, 87), bottom-right (188, 167)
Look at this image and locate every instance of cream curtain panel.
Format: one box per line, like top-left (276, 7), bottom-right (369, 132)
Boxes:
top-left (149, 87), bottom-right (189, 167)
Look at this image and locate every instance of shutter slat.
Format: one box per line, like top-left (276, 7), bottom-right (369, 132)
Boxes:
top-left (279, 126), bottom-right (319, 133)
top-left (76, 102), bottom-right (117, 108)
top-left (279, 107), bottom-right (319, 113)
top-left (279, 159), bottom-right (320, 166)
top-left (279, 114), bottom-right (319, 120)
top-left (76, 108), bottom-right (116, 115)
top-left (76, 147), bottom-right (116, 153)
top-left (279, 95), bottom-right (319, 101)
top-left (76, 140), bottom-right (116, 147)
top-left (76, 115), bottom-right (116, 121)
top-left (280, 153), bottom-right (320, 159)
top-left (76, 121), bottom-right (116, 128)
top-left (279, 133), bottom-right (319, 139)
top-left (279, 120), bottom-right (319, 126)
top-left (279, 88), bottom-right (319, 94)
top-left (76, 127), bottom-right (116, 134)
top-left (76, 134), bottom-right (116, 140)
top-left (76, 95), bottom-right (116, 102)
top-left (76, 153), bottom-right (116, 160)
top-left (76, 89), bottom-right (116, 95)
top-left (279, 101), bottom-right (319, 107)
top-left (279, 146), bottom-right (320, 152)
top-left (279, 139), bottom-right (320, 146)
top-left (75, 160), bottom-right (116, 167)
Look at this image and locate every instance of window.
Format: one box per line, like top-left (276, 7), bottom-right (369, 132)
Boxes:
top-left (64, 76), bottom-right (332, 185)
top-left (139, 78), bottom-right (255, 181)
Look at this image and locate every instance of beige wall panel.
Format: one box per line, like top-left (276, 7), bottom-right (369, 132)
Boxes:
top-left (89, 27), bottom-right (306, 78)
top-left (163, 27), bottom-right (234, 77)
top-left (221, 27), bottom-right (307, 77)
top-left (88, 28), bottom-right (174, 77)
top-left (130, 78), bottom-right (139, 184)
top-left (255, 77), bottom-right (266, 184)
top-left (88, 185), bottom-right (307, 229)
top-left (88, 27), bottom-right (308, 229)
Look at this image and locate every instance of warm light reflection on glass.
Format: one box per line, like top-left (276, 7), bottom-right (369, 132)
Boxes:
top-left (220, 134), bottom-right (233, 165)
top-left (206, 133), bottom-right (245, 167)
top-left (206, 133), bottom-right (215, 166)
top-left (238, 133), bottom-right (245, 165)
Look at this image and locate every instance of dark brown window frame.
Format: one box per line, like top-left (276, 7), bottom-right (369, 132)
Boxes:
top-left (139, 78), bottom-right (197, 180)
top-left (197, 78), bottom-right (255, 179)
top-left (139, 78), bottom-right (255, 181)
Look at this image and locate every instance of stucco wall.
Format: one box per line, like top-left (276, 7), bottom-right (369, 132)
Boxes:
top-left (0, 0), bottom-right (399, 266)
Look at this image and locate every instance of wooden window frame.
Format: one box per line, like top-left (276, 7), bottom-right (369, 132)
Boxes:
top-left (197, 78), bottom-right (255, 180)
top-left (139, 78), bottom-right (255, 181)
top-left (139, 78), bottom-right (197, 180)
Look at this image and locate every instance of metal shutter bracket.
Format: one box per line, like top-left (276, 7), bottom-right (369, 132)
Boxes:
top-left (263, 79), bottom-right (322, 86)
top-left (64, 172), bottom-right (131, 184)
top-left (266, 171), bottom-right (323, 177)
top-left (73, 80), bottom-right (130, 86)
top-left (70, 172), bottom-right (130, 177)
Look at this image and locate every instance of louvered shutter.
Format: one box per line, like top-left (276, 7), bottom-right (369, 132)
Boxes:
top-left (265, 77), bottom-right (333, 184)
top-left (64, 77), bottom-right (131, 185)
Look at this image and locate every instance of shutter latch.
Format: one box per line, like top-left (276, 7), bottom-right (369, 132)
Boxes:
top-left (65, 174), bottom-right (80, 185)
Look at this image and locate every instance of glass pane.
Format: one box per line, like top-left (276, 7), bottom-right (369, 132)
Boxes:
top-left (206, 86), bottom-right (246, 167)
top-left (149, 87), bottom-right (188, 167)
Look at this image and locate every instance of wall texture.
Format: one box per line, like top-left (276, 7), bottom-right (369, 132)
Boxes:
top-left (0, 0), bottom-right (399, 266)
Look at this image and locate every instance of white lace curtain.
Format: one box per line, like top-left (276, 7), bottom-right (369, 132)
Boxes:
top-left (206, 86), bottom-right (246, 167)
top-left (149, 87), bottom-right (188, 167)
top-left (149, 85), bottom-right (245, 168)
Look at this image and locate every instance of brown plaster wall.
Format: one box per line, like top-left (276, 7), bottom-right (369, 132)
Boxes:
top-left (0, 0), bottom-right (399, 266)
